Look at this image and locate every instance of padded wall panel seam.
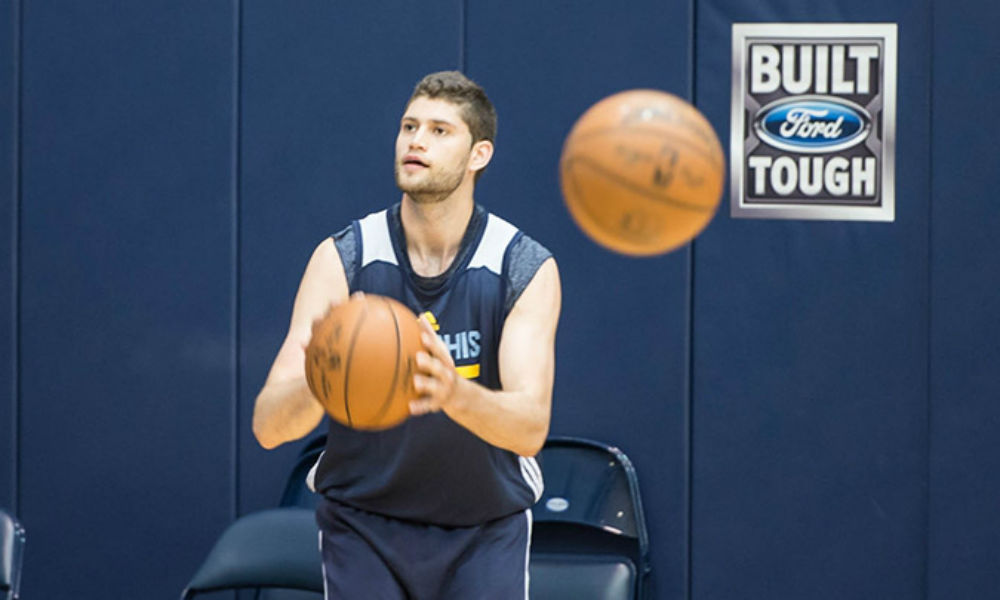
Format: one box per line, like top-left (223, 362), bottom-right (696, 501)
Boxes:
top-left (459, 0), bottom-right (467, 72)
top-left (12, 0), bottom-right (20, 517)
top-left (4, 0), bottom-right (22, 516)
top-left (927, 0), bottom-right (1000, 597)
top-left (237, 0), bottom-right (464, 515)
top-left (684, 246), bottom-right (695, 600)
top-left (1, 0), bottom-right (11, 513)
top-left (466, 5), bottom-right (694, 599)
top-left (924, 4), bottom-right (935, 600)
top-left (231, 0), bottom-right (243, 521)
top-left (693, 4), bottom-right (931, 599)
top-left (686, 2), bottom-right (697, 599)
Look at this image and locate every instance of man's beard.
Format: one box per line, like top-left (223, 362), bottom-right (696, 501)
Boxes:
top-left (394, 162), bottom-right (465, 205)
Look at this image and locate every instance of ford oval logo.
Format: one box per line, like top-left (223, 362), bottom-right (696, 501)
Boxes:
top-left (753, 96), bottom-right (871, 153)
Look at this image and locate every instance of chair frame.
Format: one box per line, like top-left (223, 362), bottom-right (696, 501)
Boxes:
top-left (1, 509), bottom-right (25, 600)
top-left (180, 437), bottom-right (327, 600)
top-left (533, 435), bottom-right (652, 599)
top-left (181, 434), bottom-right (651, 599)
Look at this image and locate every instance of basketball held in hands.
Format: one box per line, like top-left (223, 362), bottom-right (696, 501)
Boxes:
top-left (304, 294), bottom-right (423, 430)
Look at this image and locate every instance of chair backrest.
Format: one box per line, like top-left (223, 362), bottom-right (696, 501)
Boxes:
top-left (257, 435), bottom-right (328, 600)
top-left (181, 435), bottom-right (328, 600)
top-left (180, 508), bottom-right (323, 600)
top-left (0, 508), bottom-right (25, 600)
top-left (531, 436), bottom-right (650, 599)
top-left (530, 553), bottom-right (636, 600)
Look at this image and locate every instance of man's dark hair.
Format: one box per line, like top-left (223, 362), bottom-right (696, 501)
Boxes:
top-left (409, 70), bottom-right (497, 150)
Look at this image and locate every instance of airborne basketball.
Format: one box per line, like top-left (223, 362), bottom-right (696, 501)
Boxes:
top-left (559, 89), bottom-right (725, 256)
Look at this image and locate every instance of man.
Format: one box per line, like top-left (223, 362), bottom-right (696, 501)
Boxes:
top-left (252, 71), bottom-right (561, 599)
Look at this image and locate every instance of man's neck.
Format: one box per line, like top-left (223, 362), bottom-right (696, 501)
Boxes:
top-left (400, 193), bottom-right (475, 278)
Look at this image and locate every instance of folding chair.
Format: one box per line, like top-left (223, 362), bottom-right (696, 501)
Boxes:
top-left (180, 436), bottom-right (327, 599)
top-left (530, 436), bottom-right (651, 599)
top-left (0, 508), bottom-right (25, 600)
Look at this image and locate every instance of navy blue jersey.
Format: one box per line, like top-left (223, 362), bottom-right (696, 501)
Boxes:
top-left (311, 203), bottom-right (552, 527)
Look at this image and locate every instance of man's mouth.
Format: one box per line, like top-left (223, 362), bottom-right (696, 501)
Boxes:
top-left (402, 155), bottom-right (429, 169)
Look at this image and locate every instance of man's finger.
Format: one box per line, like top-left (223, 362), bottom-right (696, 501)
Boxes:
top-left (413, 373), bottom-right (439, 396)
top-left (409, 398), bottom-right (440, 415)
top-left (416, 351), bottom-right (448, 379)
top-left (417, 313), bottom-right (436, 337)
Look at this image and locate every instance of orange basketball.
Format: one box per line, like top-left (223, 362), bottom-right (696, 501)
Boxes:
top-left (559, 89), bottom-right (725, 256)
top-left (304, 294), bottom-right (422, 430)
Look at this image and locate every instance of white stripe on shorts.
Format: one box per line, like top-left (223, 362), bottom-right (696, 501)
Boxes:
top-left (523, 508), bottom-right (533, 600)
top-left (318, 530), bottom-right (330, 600)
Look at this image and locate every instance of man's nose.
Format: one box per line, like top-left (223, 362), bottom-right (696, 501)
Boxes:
top-left (409, 126), bottom-right (428, 149)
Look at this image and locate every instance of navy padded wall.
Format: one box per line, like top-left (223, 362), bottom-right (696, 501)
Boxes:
top-left (238, 0), bottom-right (462, 512)
top-left (466, 2), bottom-right (694, 598)
top-left (0, 0), bottom-right (16, 512)
top-left (929, 1), bottom-right (1000, 598)
top-left (18, 2), bottom-right (236, 597)
top-left (693, 2), bottom-right (931, 599)
top-left (1, 1), bottom-right (998, 599)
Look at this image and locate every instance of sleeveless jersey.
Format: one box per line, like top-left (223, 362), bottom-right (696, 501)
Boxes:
top-left (311, 203), bottom-right (552, 527)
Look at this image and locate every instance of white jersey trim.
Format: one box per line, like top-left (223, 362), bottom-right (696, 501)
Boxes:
top-left (306, 450), bottom-right (324, 493)
top-left (359, 210), bottom-right (397, 268)
top-left (468, 214), bottom-right (518, 275)
top-left (519, 455), bottom-right (544, 503)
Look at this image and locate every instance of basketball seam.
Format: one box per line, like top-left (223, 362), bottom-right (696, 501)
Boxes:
top-left (343, 303), bottom-right (368, 427)
top-left (372, 298), bottom-right (403, 426)
top-left (563, 155), bottom-right (719, 213)
top-left (564, 161), bottom-right (698, 256)
top-left (564, 161), bottom-right (651, 253)
top-left (567, 125), bottom-right (723, 168)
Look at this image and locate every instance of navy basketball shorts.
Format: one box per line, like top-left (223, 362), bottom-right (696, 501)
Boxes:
top-left (316, 496), bottom-right (532, 599)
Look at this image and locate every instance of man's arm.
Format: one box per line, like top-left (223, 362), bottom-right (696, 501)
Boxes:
top-left (252, 238), bottom-right (349, 450)
top-left (411, 257), bottom-right (561, 457)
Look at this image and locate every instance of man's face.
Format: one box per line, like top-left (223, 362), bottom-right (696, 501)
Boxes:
top-left (394, 96), bottom-right (475, 202)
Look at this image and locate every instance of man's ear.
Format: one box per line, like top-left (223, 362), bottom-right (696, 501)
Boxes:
top-left (468, 139), bottom-right (494, 174)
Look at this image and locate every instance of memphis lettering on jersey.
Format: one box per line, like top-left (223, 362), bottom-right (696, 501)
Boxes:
top-left (423, 311), bottom-right (483, 379)
top-left (422, 311), bottom-right (482, 378)
top-left (746, 41), bottom-right (881, 201)
top-left (438, 330), bottom-right (481, 379)
top-left (439, 330), bottom-right (481, 361)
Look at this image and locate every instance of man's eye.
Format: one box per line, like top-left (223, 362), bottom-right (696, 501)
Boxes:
top-left (434, 127), bottom-right (447, 135)
top-left (402, 123), bottom-right (415, 132)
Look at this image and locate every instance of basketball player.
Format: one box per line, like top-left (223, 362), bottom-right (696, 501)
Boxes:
top-left (252, 71), bottom-right (561, 599)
